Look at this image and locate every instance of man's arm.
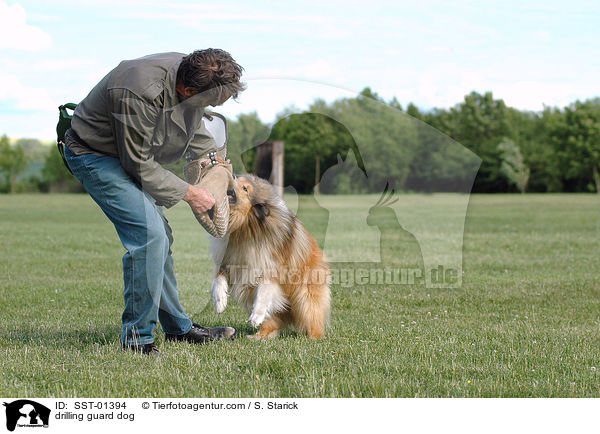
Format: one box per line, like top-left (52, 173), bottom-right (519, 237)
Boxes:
top-left (107, 88), bottom-right (214, 212)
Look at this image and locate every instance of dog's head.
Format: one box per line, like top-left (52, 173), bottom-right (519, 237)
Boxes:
top-left (227, 174), bottom-right (277, 234)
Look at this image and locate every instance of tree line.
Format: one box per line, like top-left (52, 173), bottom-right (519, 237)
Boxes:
top-left (228, 89), bottom-right (600, 194)
top-left (1, 88), bottom-right (599, 194)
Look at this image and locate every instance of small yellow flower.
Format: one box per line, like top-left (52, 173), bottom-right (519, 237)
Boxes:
top-left (467, 380), bottom-right (471, 384)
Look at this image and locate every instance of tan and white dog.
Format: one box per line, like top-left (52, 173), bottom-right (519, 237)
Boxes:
top-left (210, 175), bottom-right (330, 339)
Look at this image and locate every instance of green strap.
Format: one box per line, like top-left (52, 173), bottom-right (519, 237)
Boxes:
top-left (56, 103), bottom-right (78, 175)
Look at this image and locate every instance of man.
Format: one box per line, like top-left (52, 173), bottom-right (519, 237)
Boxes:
top-left (63, 49), bottom-right (245, 355)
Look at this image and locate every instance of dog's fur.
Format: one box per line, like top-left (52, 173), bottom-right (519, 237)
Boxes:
top-left (210, 174), bottom-right (330, 339)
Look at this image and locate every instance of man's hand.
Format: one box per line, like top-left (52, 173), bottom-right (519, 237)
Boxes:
top-left (183, 184), bottom-right (215, 214)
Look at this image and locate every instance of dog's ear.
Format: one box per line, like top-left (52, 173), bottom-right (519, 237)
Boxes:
top-left (252, 202), bottom-right (270, 221)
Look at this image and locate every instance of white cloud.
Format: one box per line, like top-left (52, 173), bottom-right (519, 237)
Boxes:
top-left (0, 73), bottom-right (55, 111)
top-left (531, 29), bottom-right (552, 42)
top-left (493, 81), bottom-right (577, 111)
top-left (34, 58), bottom-right (98, 72)
top-left (302, 59), bottom-right (339, 80)
top-left (414, 63), bottom-right (487, 108)
top-left (0, 110), bottom-right (56, 139)
top-left (0, 1), bottom-right (52, 50)
top-left (248, 59), bottom-right (342, 84)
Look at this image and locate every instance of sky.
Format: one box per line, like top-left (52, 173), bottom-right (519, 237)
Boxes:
top-left (0, 0), bottom-right (599, 140)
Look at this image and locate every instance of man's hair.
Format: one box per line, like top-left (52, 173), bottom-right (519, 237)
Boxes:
top-left (177, 48), bottom-right (246, 104)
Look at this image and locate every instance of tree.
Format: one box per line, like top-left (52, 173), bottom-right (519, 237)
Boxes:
top-left (41, 146), bottom-right (82, 192)
top-left (497, 138), bottom-right (530, 193)
top-left (327, 89), bottom-right (418, 193)
top-left (14, 138), bottom-right (49, 160)
top-left (551, 99), bottom-right (600, 194)
top-left (406, 103), bottom-right (422, 120)
top-left (271, 112), bottom-right (344, 194)
top-left (505, 107), bottom-right (561, 192)
top-left (426, 91), bottom-right (513, 192)
top-left (405, 115), bottom-right (481, 193)
top-left (228, 112), bottom-right (271, 173)
top-left (0, 135), bottom-right (29, 193)
top-left (389, 96), bottom-right (403, 112)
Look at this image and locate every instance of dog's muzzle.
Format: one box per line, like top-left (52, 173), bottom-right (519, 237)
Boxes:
top-left (227, 189), bottom-right (237, 204)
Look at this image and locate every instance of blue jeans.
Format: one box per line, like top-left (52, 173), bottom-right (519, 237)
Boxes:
top-left (64, 143), bottom-right (192, 345)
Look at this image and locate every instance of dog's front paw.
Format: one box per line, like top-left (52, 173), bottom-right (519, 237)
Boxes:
top-left (212, 274), bottom-right (229, 314)
top-left (248, 311), bottom-right (266, 328)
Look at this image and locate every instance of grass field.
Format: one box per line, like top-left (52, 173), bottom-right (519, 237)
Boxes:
top-left (0, 193), bottom-right (599, 397)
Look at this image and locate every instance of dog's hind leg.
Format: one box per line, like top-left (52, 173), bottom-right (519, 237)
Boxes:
top-left (249, 311), bottom-right (291, 339)
top-left (248, 280), bottom-right (287, 328)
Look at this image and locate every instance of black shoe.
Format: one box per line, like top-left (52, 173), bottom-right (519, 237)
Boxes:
top-left (120, 342), bottom-right (160, 356)
top-left (165, 323), bottom-right (236, 344)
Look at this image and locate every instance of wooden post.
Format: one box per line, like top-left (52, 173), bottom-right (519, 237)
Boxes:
top-left (271, 140), bottom-right (284, 198)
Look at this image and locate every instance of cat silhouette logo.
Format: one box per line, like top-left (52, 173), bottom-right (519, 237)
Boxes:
top-left (3, 400), bottom-right (50, 431)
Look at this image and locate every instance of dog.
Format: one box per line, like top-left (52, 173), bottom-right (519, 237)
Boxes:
top-left (209, 174), bottom-right (330, 339)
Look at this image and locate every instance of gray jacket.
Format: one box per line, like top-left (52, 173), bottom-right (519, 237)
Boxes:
top-left (69, 52), bottom-right (218, 208)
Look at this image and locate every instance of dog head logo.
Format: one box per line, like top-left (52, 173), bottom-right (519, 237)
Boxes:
top-left (227, 86), bottom-right (480, 288)
top-left (3, 400), bottom-right (50, 431)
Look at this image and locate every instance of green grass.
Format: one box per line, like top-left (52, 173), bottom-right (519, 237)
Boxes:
top-left (0, 193), bottom-right (599, 397)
